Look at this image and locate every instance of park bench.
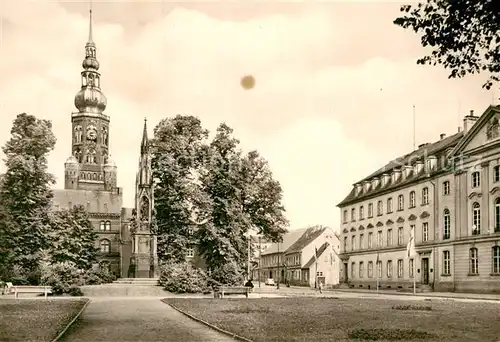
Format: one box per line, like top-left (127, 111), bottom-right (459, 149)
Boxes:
top-left (12, 285), bottom-right (52, 299)
top-left (213, 286), bottom-right (251, 298)
top-left (1, 282), bottom-right (13, 295)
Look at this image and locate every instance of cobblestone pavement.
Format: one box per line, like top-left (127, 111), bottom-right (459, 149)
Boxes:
top-left (59, 297), bottom-right (236, 342)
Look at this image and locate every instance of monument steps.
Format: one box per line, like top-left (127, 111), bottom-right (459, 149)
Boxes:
top-left (80, 278), bottom-right (164, 296)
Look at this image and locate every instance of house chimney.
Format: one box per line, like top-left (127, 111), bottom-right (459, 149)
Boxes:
top-left (463, 110), bottom-right (479, 133)
top-left (440, 133), bottom-right (446, 140)
top-left (418, 143), bottom-right (429, 149)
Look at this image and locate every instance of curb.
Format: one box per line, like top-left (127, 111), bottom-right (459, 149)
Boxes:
top-left (51, 297), bottom-right (91, 342)
top-left (166, 302), bottom-right (253, 342)
top-left (333, 290), bottom-right (500, 302)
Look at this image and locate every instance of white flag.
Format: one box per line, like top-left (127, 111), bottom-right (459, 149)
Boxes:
top-left (406, 226), bottom-right (416, 258)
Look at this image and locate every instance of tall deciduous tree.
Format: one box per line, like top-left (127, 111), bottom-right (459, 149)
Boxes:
top-left (151, 115), bottom-right (209, 263)
top-left (394, 0), bottom-right (499, 90)
top-left (48, 205), bottom-right (99, 270)
top-left (197, 124), bottom-right (247, 281)
top-left (0, 113), bottom-right (56, 277)
top-left (151, 115), bottom-right (288, 284)
top-left (197, 124), bottom-right (288, 283)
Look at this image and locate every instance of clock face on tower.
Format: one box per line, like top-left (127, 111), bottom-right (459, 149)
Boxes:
top-left (86, 125), bottom-right (97, 141)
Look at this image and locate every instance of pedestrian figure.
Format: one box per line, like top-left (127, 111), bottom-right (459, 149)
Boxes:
top-left (318, 282), bottom-right (322, 294)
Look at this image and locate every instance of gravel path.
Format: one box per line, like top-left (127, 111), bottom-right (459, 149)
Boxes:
top-left (60, 297), bottom-right (237, 342)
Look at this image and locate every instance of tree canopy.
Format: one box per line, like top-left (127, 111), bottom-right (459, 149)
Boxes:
top-left (394, 0), bottom-right (499, 90)
top-left (151, 116), bottom-right (288, 283)
top-left (0, 113), bottom-right (57, 276)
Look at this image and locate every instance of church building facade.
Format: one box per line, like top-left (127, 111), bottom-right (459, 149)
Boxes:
top-left (52, 10), bottom-right (157, 278)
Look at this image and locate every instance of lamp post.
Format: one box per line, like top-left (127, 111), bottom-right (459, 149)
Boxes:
top-left (247, 233), bottom-right (251, 281)
top-left (258, 236), bottom-right (262, 288)
top-left (277, 241), bottom-right (280, 289)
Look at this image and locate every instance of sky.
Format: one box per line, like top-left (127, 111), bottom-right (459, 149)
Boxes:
top-left (0, 0), bottom-right (497, 231)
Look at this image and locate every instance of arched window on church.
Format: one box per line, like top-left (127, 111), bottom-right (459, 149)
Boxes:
top-left (105, 221), bottom-right (111, 231)
top-left (92, 173), bottom-right (97, 180)
top-left (100, 239), bottom-right (110, 253)
top-left (99, 173), bottom-right (103, 181)
top-left (99, 220), bottom-right (105, 231)
top-left (87, 173), bottom-right (91, 179)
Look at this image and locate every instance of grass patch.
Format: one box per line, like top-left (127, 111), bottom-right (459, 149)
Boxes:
top-left (163, 297), bottom-right (500, 341)
top-left (0, 298), bottom-right (88, 342)
top-left (391, 304), bottom-right (432, 311)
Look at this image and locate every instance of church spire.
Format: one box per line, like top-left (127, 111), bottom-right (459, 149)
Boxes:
top-left (141, 118), bottom-right (149, 155)
top-left (88, 8), bottom-right (94, 45)
top-left (74, 5), bottom-right (107, 114)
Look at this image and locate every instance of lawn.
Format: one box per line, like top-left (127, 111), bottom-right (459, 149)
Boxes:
top-left (0, 298), bottom-right (88, 342)
top-left (163, 297), bottom-right (500, 342)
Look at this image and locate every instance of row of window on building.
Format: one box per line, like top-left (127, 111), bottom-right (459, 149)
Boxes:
top-left (344, 168), bottom-right (500, 224)
top-left (345, 223), bottom-right (432, 252)
top-left (343, 186), bottom-right (434, 223)
top-left (350, 247), bottom-right (500, 279)
top-left (345, 200), bottom-right (500, 253)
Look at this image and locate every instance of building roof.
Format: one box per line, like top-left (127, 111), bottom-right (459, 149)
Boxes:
top-left (303, 242), bottom-right (330, 269)
top-left (52, 189), bottom-right (123, 213)
top-left (261, 227), bottom-right (308, 256)
top-left (337, 132), bottom-right (464, 207)
top-left (285, 225), bottom-right (327, 254)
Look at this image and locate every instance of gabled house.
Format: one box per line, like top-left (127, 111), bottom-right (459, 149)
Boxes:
top-left (259, 228), bottom-right (308, 282)
top-left (283, 225), bottom-right (340, 287)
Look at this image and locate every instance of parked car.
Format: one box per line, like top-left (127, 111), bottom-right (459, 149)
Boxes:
top-left (265, 278), bottom-right (275, 286)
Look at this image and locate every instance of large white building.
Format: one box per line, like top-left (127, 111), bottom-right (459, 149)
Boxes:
top-left (338, 106), bottom-right (500, 293)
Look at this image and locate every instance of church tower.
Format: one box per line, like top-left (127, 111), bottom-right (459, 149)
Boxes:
top-left (64, 9), bottom-right (116, 191)
top-left (130, 119), bottom-right (158, 278)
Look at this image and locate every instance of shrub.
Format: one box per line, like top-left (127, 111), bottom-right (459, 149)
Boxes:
top-left (210, 262), bottom-right (245, 286)
top-left (83, 264), bottom-right (116, 285)
top-left (68, 285), bottom-right (84, 296)
top-left (40, 261), bottom-right (83, 295)
top-left (288, 279), bottom-right (309, 287)
top-left (159, 261), bottom-right (209, 293)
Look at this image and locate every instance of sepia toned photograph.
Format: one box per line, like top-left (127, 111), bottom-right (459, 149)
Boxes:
top-left (0, 0), bottom-right (499, 341)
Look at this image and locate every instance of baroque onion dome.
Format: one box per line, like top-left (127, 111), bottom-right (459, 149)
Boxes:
top-left (74, 9), bottom-right (107, 114)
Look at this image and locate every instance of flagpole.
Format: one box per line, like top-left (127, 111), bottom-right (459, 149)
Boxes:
top-left (413, 259), bottom-right (416, 295)
top-left (314, 246), bottom-right (318, 289)
top-left (413, 104), bottom-right (416, 151)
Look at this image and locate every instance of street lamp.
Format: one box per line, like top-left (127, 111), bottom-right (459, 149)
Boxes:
top-left (277, 240), bottom-right (280, 289)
